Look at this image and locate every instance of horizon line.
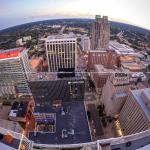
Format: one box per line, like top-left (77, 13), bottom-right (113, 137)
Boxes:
top-left (0, 17), bottom-right (150, 32)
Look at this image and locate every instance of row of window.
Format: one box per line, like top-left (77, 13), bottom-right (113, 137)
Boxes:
top-left (47, 40), bottom-right (76, 44)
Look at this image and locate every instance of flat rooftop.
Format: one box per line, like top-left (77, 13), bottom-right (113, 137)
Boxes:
top-left (29, 101), bottom-right (91, 144)
top-left (122, 62), bottom-right (146, 71)
top-left (28, 79), bottom-right (85, 103)
top-left (109, 41), bottom-right (135, 55)
top-left (94, 64), bottom-right (120, 75)
top-left (120, 56), bottom-right (136, 63)
top-left (0, 47), bottom-right (24, 60)
top-left (46, 34), bottom-right (76, 41)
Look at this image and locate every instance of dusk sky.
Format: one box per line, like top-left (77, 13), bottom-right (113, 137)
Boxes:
top-left (0, 0), bottom-right (150, 30)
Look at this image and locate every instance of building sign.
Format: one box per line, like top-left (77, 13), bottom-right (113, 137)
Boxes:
top-left (114, 73), bottom-right (128, 78)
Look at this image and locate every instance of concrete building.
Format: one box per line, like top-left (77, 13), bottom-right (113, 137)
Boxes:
top-left (23, 36), bottom-right (31, 42)
top-left (101, 73), bottom-right (131, 116)
top-left (16, 36), bottom-right (31, 47)
top-left (109, 41), bottom-right (147, 72)
top-left (16, 38), bottom-right (24, 46)
top-left (109, 41), bottom-right (135, 55)
top-left (45, 34), bottom-right (77, 72)
top-left (0, 47), bottom-right (31, 96)
top-left (81, 35), bottom-right (91, 51)
top-left (119, 88), bottom-right (150, 135)
top-left (119, 55), bottom-right (147, 72)
top-left (91, 15), bottom-right (110, 50)
top-left (87, 50), bottom-right (118, 71)
top-left (91, 64), bottom-right (123, 93)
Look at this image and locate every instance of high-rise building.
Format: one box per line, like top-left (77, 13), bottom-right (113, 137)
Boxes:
top-left (81, 35), bottom-right (91, 51)
top-left (91, 15), bottom-right (110, 50)
top-left (0, 47), bottom-right (31, 96)
top-left (101, 73), bottom-right (131, 116)
top-left (45, 34), bottom-right (77, 72)
top-left (119, 88), bottom-right (150, 135)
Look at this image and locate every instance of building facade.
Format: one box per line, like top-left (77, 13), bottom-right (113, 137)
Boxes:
top-left (101, 73), bottom-right (131, 116)
top-left (0, 48), bottom-right (31, 96)
top-left (87, 50), bottom-right (118, 71)
top-left (81, 35), bottom-right (91, 51)
top-left (91, 15), bottom-right (110, 50)
top-left (45, 34), bottom-right (77, 72)
top-left (119, 88), bottom-right (150, 135)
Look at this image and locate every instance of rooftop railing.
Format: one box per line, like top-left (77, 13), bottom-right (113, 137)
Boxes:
top-left (0, 127), bottom-right (33, 150)
top-left (0, 126), bottom-right (150, 150)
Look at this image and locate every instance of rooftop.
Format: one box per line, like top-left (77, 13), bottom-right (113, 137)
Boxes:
top-left (29, 101), bottom-right (91, 144)
top-left (94, 64), bottom-right (122, 75)
top-left (46, 34), bottom-right (76, 41)
top-left (28, 79), bottom-right (91, 144)
top-left (29, 79), bottom-right (85, 107)
top-left (0, 47), bottom-right (24, 60)
top-left (120, 55), bottom-right (136, 63)
top-left (109, 41), bottom-right (135, 55)
top-left (121, 62), bottom-right (146, 71)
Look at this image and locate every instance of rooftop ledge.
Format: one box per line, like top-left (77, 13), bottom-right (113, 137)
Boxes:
top-left (0, 126), bottom-right (150, 149)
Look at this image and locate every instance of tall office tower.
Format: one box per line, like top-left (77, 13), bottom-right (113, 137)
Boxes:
top-left (101, 73), bottom-right (131, 116)
top-left (0, 48), bottom-right (31, 96)
top-left (119, 88), bottom-right (150, 135)
top-left (91, 15), bottom-right (110, 50)
top-left (81, 35), bottom-right (91, 51)
top-left (45, 34), bottom-right (77, 72)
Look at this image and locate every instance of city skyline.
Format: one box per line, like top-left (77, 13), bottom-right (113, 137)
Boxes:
top-left (0, 0), bottom-right (150, 30)
top-left (0, 8), bottom-right (150, 149)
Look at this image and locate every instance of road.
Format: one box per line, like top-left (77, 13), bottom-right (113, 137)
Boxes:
top-left (59, 25), bottom-right (66, 34)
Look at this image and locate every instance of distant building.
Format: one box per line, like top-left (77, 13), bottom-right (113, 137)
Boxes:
top-left (101, 73), bottom-right (131, 116)
top-left (109, 41), bottom-right (148, 72)
top-left (23, 36), bottom-right (32, 42)
top-left (81, 35), bottom-right (91, 51)
top-left (0, 48), bottom-right (32, 96)
top-left (87, 50), bottom-right (118, 71)
top-left (52, 25), bottom-right (61, 28)
top-left (120, 55), bottom-right (147, 72)
top-left (16, 38), bottom-right (24, 46)
top-left (45, 34), bottom-right (77, 72)
top-left (16, 36), bottom-right (31, 47)
top-left (119, 88), bottom-right (150, 135)
top-left (91, 15), bottom-right (110, 50)
top-left (109, 41), bottom-right (135, 55)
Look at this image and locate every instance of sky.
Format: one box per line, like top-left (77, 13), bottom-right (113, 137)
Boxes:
top-left (0, 0), bottom-right (150, 30)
